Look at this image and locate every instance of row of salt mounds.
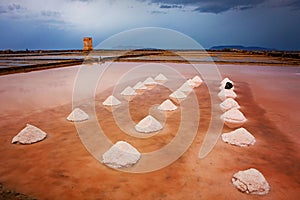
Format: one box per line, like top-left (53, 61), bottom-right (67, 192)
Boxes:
top-left (67, 108), bottom-right (89, 122)
top-left (12, 124), bottom-right (47, 144)
top-left (158, 99), bottom-right (177, 111)
top-left (135, 115), bottom-right (163, 133)
top-left (103, 95), bottom-right (121, 106)
top-left (221, 108), bottom-right (247, 128)
top-left (101, 141), bottom-right (141, 169)
top-left (232, 168), bottom-right (270, 195)
top-left (221, 128), bottom-right (256, 147)
top-left (121, 86), bottom-right (137, 96)
top-left (154, 73), bottom-right (168, 84)
top-left (220, 98), bottom-right (240, 112)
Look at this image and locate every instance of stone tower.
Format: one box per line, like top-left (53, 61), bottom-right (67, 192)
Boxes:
top-left (83, 37), bottom-right (93, 51)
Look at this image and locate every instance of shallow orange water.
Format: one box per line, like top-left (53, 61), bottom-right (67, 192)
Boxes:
top-left (0, 62), bottom-right (299, 199)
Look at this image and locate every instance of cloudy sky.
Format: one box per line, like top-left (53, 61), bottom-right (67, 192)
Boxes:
top-left (0, 0), bottom-right (300, 50)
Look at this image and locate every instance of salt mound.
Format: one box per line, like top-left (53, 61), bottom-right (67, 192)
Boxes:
top-left (133, 81), bottom-right (147, 90)
top-left (191, 75), bottom-right (203, 86)
top-left (67, 108), bottom-right (89, 122)
top-left (169, 90), bottom-right (187, 99)
top-left (103, 95), bottom-right (121, 106)
top-left (178, 82), bottom-right (193, 94)
top-left (220, 98), bottom-right (240, 112)
top-left (232, 168), bottom-right (270, 195)
top-left (121, 86), bottom-right (137, 96)
top-left (222, 128), bottom-right (256, 147)
top-left (221, 77), bottom-right (233, 85)
top-left (143, 77), bottom-right (157, 86)
top-left (158, 99), bottom-right (177, 111)
top-left (135, 115), bottom-right (163, 133)
top-left (154, 73), bottom-right (168, 84)
top-left (101, 141), bottom-right (141, 169)
top-left (221, 109), bottom-right (247, 128)
top-left (186, 79), bottom-right (197, 88)
top-left (218, 89), bottom-right (237, 101)
top-left (12, 124), bottom-right (47, 144)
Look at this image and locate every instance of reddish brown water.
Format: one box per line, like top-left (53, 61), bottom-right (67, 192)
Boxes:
top-left (0, 62), bottom-right (299, 199)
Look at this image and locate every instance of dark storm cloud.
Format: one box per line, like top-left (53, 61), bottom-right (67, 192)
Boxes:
top-left (160, 4), bottom-right (183, 9)
top-left (41, 10), bottom-right (61, 18)
top-left (0, 3), bottom-right (23, 14)
top-left (144, 0), bottom-right (300, 13)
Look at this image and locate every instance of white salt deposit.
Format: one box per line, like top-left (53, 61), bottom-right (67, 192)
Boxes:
top-left (178, 82), bottom-right (193, 94)
top-left (220, 98), bottom-right (240, 112)
top-left (67, 108), bottom-right (89, 122)
top-left (218, 89), bottom-right (237, 101)
top-left (101, 141), bottom-right (141, 169)
top-left (221, 108), bottom-right (247, 128)
top-left (169, 90), bottom-right (187, 99)
top-left (186, 79), bottom-right (197, 88)
top-left (135, 115), bottom-right (163, 133)
top-left (121, 86), bottom-right (137, 96)
top-left (102, 95), bottom-right (121, 106)
top-left (221, 77), bottom-right (233, 85)
top-left (12, 124), bottom-right (47, 144)
top-left (191, 75), bottom-right (203, 86)
top-left (143, 77), bottom-right (157, 86)
top-left (133, 81), bottom-right (147, 90)
top-left (158, 99), bottom-right (178, 111)
top-left (154, 73), bottom-right (168, 83)
top-left (222, 128), bottom-right (256, 147)
top-left (232, 168), bottom-right (270, 195)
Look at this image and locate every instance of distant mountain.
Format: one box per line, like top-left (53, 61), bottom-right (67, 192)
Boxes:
top-left (209, 45), bottom-right (275, 51)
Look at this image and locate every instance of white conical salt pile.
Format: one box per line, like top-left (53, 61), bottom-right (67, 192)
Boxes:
top-left (169, 90), bottom-right (187, 99)
top-left (218, 89), bottom-right (237, 101)
top-left (186, 79), bottom-right (197, 88)
top-left (135, 115), bottom-right (163, 133)
top-left (103, 95), bottom-right (121, 106)
top-left (121, 86), bottom-right (137, 96)
top-left (12, 124), bottom-right (47, 144)
top-left (232, 168), bottom-right (270, 195)
top-left (143, 77), bottom-right (157, 86)
top-left (133, 81), bottom-right (147, 90)
top-left (154, 73), bottom-right (168, 84)
top-left (221, 128), bottom-right (256, 147)
top-left (221, 77), bottom-right (233, 85)
top-left (178, 82), bottom-right (193, 94)
top-left (158, 99), bottom-right (178, 111)
top-left (191, 75), bottom-right (203, 87)
top-left (220, 98), bottom-right (240, 112)
top-left (101, 141), bottom-right (141, 169)
top-left (221, 108), bottom-right (247, 128)
top-left (67, 108), bottom-right (89, 122)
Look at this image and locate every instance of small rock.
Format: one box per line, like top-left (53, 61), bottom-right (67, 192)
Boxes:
top-left (225, 82), bottom-right (233, 89)
top-left (232, 168), bottom-right (270, 195)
